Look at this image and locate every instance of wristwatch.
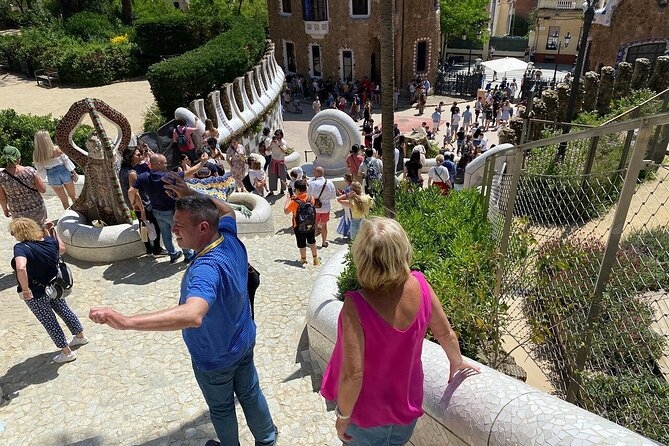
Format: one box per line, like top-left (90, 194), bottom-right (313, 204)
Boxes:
top-left (335, 405), bottom-right (350, 420)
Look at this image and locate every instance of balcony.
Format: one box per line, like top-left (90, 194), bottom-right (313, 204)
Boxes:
top-left (304, 21), bottom-right (329, 39)
top-left (538, 0), bottom-right (579, 9)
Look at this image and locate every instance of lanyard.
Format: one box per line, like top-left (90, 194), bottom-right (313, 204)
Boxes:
top-left (194, 236), bottom-right (224, 260)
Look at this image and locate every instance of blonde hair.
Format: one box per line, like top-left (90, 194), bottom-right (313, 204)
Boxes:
top-left (352, 217), bottom-right (412, 292)
top-left (9, 217), bottom-right (44, 242)
top-left (33, 130), bottom-right (57, 164)
top-left (436, 154), bottom-right (445, 163)
top-left (349, 182), bottom-right (364, 213)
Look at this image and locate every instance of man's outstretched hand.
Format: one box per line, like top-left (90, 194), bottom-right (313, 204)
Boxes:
top-left (89, 307), bottom-right (130, 330)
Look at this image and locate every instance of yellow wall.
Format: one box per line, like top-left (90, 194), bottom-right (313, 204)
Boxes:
top-left (533, 9), bottom-right (583, 59)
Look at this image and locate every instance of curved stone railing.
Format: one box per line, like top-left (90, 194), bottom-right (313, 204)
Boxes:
top-left (185, 40), bottom-right (285, 153)
top-left (306, 249), bottom-right (658, 446)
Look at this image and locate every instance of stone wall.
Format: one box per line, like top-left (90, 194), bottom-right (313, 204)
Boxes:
top-left (588, 0), bottom-right (669, 69)
top-left (267, 0), bottom-right (440, 89)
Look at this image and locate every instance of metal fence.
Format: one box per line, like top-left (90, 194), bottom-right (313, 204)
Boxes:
top-left (435, 72), bottom-right (481, 97)
top-left (480, 110), bottom-right (669, 444)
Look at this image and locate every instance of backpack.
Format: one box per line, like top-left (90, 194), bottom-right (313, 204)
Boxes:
top-left (175, 127), bottom-right (189, 149)
top-left (294, 198), bottom-right (316, 233)
top-left (364, 159), bottom-right (381, 185)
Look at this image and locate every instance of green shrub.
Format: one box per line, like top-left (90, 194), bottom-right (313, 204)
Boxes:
top-left (526, 236), bottom-right (668, 441)
top-left (0, 109), bottom-right (92, 169)
top-left (134, 13), bottom-right (230, 59)
top-left (147, 16), bottom-right (266, 117)
top-left (63, 11), bottom-right (121, 41)
top-left (141, 102), bottom-right (168, 133)
top-left (337, 187), bottom-right (502, 359)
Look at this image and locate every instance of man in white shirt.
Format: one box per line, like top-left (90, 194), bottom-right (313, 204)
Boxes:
top-left (479, 133), bottom-right (489, 152)
top-left (308, 166), bottom-right (336, 248)
top-left (358, 147), bottom-right (383, 195)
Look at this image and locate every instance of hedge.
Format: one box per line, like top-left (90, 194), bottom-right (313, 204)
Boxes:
top-left (134, 14), bottom-right (231, 60)
top-left (147, 16), bottom-right (266, 118)
top-left (0, 28), bottom-right (139, 87)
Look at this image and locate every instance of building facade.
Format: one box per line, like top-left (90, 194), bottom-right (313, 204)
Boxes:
top-left (531, 0), bottom-right (583, 64)
top-left (587, 0), bottom-right (669, 70)
top-left (267, 0), bottom-right (440, 90)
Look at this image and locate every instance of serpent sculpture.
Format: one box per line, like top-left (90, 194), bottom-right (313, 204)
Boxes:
top-left (55, 98), bottom-right (133, 226)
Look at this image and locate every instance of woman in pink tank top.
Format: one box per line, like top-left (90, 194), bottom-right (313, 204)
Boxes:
top-left (321, 217), bottom-right (479, 445)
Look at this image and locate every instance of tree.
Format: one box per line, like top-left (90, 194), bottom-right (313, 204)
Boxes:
top-left (380, 0), bottom-right (395, 217)
top-left (121, 0), bottom-right (132, 24)
top-left (439, 0), bottom-right (489, 58)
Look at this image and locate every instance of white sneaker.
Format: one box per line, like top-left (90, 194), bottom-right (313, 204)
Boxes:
top-left (69, 336), bottom-right (89, 347)
top-left (53, 351), bottom-right (77, 364)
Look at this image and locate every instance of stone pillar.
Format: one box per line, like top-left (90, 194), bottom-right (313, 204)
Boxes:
top-left (509, 116), bottom-right (524, 145)
top-left (582, 71), bottom-right (599, 112)
top-left (556, 83), bottom-right (572, 122)
top-left (631, 58), bottom-right (651, 90)
top-left (613, 61), bottom-right (633, 99)
top-left (596, 66), bottom-right (615, 115)
top-left (648, 56), bottom-right (669, 93)
top-left (498, 127), bottom-right (516, 145)
top-left (541, 90), bottom-right (559, 122)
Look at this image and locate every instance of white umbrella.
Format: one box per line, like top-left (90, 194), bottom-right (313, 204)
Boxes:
top-left (481, 57), bottom-right (528, 73)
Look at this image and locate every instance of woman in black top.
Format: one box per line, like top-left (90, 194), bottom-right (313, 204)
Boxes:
top-left (404, 150), bottom-right (423, 187)
top-left (10, 218), bottom-right (88, 363)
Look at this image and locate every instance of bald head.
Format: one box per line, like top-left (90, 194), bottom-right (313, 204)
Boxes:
top-left (314, 167), bottom-right (324, 178)
top-left (150, 154), bottom-right (167, 171)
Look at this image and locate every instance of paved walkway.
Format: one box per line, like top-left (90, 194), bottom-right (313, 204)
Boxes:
top-left (0, 76), bottom-right (501, 445)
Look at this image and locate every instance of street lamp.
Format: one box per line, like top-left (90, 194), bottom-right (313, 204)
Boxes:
top-left (551, 31), bottom-right (571, 87)
top-left (558, 0), bottom-right (596, 160)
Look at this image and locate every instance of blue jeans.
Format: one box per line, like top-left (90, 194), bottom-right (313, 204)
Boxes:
top-left (152, 208), bottom-right (177, 255)
top-left (193, 347), bottom-right (276, 446)
top-left (350, 218), bottom-right (362, 240)
top-left (344, 419), bottom-right (417, 446)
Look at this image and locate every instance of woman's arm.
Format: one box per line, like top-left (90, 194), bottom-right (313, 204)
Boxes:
top-left (335, 297), bottom-right (365, 435)
top-left (13, 256), bottom-right (33, 300)
top-left (337, 196), bottom-right (352, 208)
top-left (427, 282), bottom-right (480, 382)
top-left (33, 171), bottom-right (47, 194)
top-left (0, 186), bottom-right (9, 217)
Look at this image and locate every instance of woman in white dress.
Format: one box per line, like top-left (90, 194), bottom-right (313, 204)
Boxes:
top-left (32, 130), bottom-right (78, 209)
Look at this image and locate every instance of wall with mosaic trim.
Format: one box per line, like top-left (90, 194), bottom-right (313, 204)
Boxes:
top-left (306, 248), bottom-right (658, 446)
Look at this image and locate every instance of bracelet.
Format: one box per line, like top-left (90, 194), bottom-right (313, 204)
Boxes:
top-left (335, 405), bottom-right (350, 420)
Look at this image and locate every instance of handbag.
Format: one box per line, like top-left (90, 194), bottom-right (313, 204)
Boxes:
top-left (247, 263), bottom-right (260, 320)
top-left (314, 180), bottom-right (327, 209)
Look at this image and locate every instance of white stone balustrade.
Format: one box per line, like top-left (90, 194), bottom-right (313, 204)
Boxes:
top-left (183, 40), bottom-right (286, 153)
top-left (307, 249), bottom-right (658, 446)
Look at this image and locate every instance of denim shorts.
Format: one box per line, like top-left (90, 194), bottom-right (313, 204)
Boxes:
top-left (46, 163), bottom-right (72, 186)
top-left (344, 419), bottom-right (417, 446)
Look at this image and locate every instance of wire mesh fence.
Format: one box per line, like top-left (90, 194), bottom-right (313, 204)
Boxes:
top-left (481, 113), bottom-right (669, 444)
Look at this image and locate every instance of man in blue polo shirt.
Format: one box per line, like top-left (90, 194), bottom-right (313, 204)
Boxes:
top-left (90, 173), bottom-right (276, 446)
top-left (129, 154), bottom-right (193, 263)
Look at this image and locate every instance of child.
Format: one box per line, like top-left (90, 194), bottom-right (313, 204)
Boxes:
top-left (442, 122), bottom-right (453, 149)
top-left (249, 159), bottom-right (267, 196)
top-left (431, 107), bottom-right (442, 134)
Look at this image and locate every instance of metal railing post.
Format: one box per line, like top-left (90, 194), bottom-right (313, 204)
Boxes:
top-left (493, 147), bottom-right (524, 298)
top-left (617, 108), bottom-right (641, 171)
top-left (565, 123), bottom-right (654, 404)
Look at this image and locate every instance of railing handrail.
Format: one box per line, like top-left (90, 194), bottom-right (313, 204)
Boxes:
top-left (496, 111), bottom-right (669, 156)
top-left (602, 88), bottom-right (669, 125)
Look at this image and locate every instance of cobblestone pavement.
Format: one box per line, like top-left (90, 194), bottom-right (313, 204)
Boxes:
top-left (0, 195), bottom-right (347, 446)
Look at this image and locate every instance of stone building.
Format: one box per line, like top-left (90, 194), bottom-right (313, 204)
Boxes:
top-left (587, 0), bottom-right (669, 70)
top-left (267, 0), bottom-right (440, 90)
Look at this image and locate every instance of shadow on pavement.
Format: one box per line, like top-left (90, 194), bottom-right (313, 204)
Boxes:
top-left (62, 436), bottom-right (104, 446)
top-left (274, 259), bottom-right (306, 268)
top-left (0, 352), bottom-right (65, 405)
top-left (275, 227), bottom-right (294, 236)
top-left (135, 412), bottom-right (212, 446)
top-left (102, 255), bottom-right (185, 285)
top-left (0, 272), bottom-right (17, 293)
